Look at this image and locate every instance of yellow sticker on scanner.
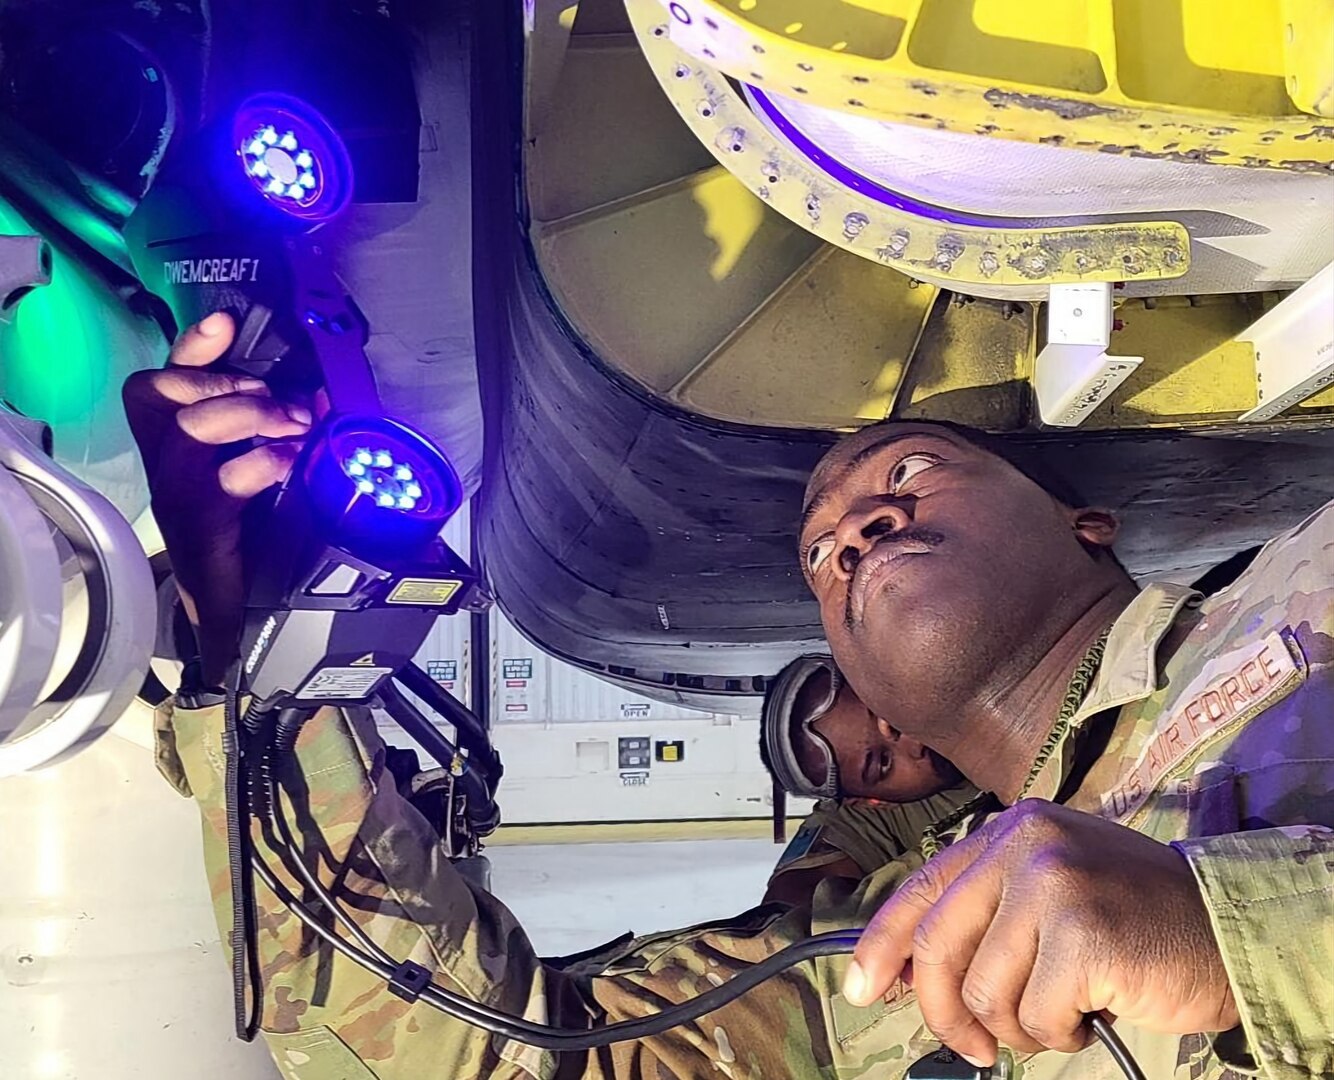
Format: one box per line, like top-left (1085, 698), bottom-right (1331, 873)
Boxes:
top-left (387, 578), bottom-right (463, 606)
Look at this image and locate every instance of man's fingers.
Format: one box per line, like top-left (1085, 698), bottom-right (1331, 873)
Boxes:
top-left (1014, 945), bottom-right (1094, 1055)
top-left (122, 314), bottom-right (260, 448)
top-left (124, 368), bottom-right (269, 417)
top-left (219, 443), bottom-right (301, 499)
top-left (177, 393), bottom-right (312, 446)
top-left (956, 900), bottom-right (1045, 1058)
top-left (846, 827), bottom-right (994, 1006)
top-left (908, 860), bottom-right (1006, 1066)
top-left (168, 311), bottom-right (235, 368)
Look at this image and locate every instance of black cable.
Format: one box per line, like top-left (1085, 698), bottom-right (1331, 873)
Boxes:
top-left (249, 852), bottom-right (507, 1034)
top-left (1091, 1014), bottom-right (1147, 1080)
top-left (249, 838), bottom-right (1144, 1075)
top-left (267, 741), bottom-right (395, 966)
top-left (397, 663), bottom-right (499, 776)
top-left (380, 680), bottom-right (499, 834)
top-left (237, 688), bottom-right (1148, 1072)
top-left (222, 663), bottom-right (260, 1041)
top-left (229, 645), bottom-right (1143, 1069)
top-left (273, 706), bottom-right (306, 754)
top-left (380, 679), bottom-right (469, 774)
top-left (251, 843), bottom-right (861, 1048)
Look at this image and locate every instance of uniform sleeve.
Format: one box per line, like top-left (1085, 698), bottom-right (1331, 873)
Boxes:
top-left (764, 833), bottom-right (861, 907)
top-left (160, 700), bottom-right (893, 1079)
top-left (1170, 504), bottom-right (1334, 1079)
top-left (158, 699), bottom-right (603, 1080)
top-left (1174, 825), bottom-right (1334, 1079)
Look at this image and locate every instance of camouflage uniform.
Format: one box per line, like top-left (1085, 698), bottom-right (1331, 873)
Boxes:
top-left (157, 500), bottom-right (1334, 1079)
top-left (768, 787), bottom-right (978, 886)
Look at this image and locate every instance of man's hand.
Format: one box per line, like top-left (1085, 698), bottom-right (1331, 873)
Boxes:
top-left (123, 312), bottom-right (312, 683)
top-left (843, 800), bottom-right (1240, 1067)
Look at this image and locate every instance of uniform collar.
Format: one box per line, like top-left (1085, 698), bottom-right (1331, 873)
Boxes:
top-left (1022, 582), bottom-right (1201, 802)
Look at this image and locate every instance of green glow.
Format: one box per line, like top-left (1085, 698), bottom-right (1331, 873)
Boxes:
top-left (0, 194), bottom-right (165, 523)
top-left (82, 178), bottom-right (136, 224)
top-left (69, 208), bottom-right (130, 263)
top-left (0, 201), bottom-right (109, 424)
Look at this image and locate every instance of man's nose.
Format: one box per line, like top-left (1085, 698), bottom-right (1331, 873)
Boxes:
top-left (832, 499), bottom-right (911, 581)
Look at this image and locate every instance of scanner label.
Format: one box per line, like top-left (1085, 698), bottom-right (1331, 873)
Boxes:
top-left (163, 256), bottom-right (260, 285)
top-left (296, 665), bottom-right (393, 701)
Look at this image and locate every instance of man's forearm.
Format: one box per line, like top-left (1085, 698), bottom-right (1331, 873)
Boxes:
top-left (159, 698), bottom-right (598, 1079)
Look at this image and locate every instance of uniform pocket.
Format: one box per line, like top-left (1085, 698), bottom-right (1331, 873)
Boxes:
top-left (262, 1026), bottom-right (380, 1080)
top-left (1132, 762), bottom-right (1240, 843)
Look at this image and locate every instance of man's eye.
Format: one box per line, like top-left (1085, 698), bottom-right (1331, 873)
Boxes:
top-left (806, 538), bottom-right (836, 574)
top-left (889, 453), bottom-right (939, 493)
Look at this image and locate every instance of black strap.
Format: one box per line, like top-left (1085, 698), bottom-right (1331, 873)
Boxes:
top-left (223, 668), bottom-right (261, 1040)
top-left (1190, 545), bottom-right (1261, 597)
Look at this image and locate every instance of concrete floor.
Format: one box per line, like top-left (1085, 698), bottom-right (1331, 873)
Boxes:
top-left (487, 837), bottom-right (785, 957)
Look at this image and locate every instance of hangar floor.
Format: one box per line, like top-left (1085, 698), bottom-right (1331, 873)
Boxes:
top-left (490, 836), bottom-right (785, 959)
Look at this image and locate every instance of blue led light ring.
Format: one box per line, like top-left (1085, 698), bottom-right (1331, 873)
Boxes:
top-left (244, 127), bottom-right (318, 202)
top-left (343, 449), bottom-right (427, 512)
top-left (232, 94), bottom-right (353, 223)
top-left (300, 413), bottom-right (463, 555)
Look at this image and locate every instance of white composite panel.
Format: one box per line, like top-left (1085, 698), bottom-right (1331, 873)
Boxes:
top-left (489, 717), bottom-right (772, 823)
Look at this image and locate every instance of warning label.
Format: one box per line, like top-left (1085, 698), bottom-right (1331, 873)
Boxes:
top-left (501, 658), bottom-right (533, 719)
top-left (427, 660), bottom-right (458, 688)
top-left (387, 578), bottom-right (462, 606)
top-left (296, 666), bottom-right (393, 701)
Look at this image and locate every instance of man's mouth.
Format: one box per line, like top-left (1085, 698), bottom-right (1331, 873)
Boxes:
top-left (846, 537), bottom-right (935, 626)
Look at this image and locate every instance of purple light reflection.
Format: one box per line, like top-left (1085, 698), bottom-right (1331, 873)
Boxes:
top-left (745, 86), bottom-right (1011, 228)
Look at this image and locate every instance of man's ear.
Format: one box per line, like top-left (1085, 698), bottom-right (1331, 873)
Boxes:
top-left (1072, 507), bottom-right (1120, 551)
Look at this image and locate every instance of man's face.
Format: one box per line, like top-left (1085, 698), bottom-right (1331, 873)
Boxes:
top-left (798, 423), bottom-right (1114, 746)
top-left (794, 678), bottom-right (960, 801)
